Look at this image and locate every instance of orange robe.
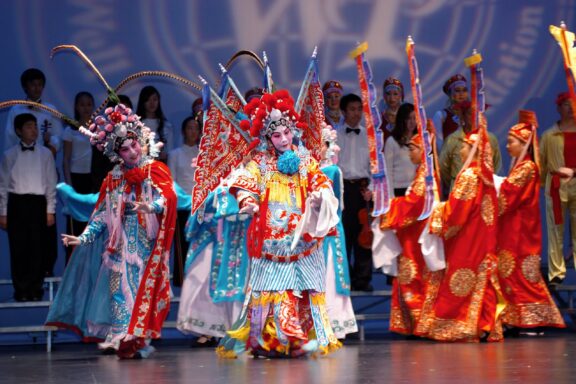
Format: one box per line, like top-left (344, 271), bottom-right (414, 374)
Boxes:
top-left (380, 165), bottom-right (443, 335)
top-left (497, 160), bottom-right (565, 328)
top-left (420, 162), bottom-right (502, 342)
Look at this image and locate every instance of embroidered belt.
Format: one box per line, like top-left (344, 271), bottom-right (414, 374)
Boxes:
top-left (255, 242), bottom-right (320, 263)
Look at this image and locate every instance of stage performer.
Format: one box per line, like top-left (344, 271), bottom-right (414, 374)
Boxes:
top-left (177, 174), bottom-right (250, 346)
top-left (375, 132), bottom-right (444, 336)
top-left (379, 77), bottom-right (404, 145)
top-left (420, 112), bottom-right (503, 342)
top-left (498, 116), bottom-right (565, 331)
top-left (319, 125), bottom-right (357, 339)
top-left (432, 74), bottom-right (468, 143)
top-left (217, 90), bottom-right (341, 358)
top-left (47, 103), bottom-right (177, 359)
top-left (323, 80), bottom-right (345, 130)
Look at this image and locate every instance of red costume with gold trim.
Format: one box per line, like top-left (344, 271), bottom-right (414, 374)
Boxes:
top-left (379, 164), bottom-right (443, 335)
top-left (497, 122), bottom-right (565, 329)
top-left (420, 158), bottom-right (502, 342)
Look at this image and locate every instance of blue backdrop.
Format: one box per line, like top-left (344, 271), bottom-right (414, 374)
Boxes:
top-left (0, 0), bottom-right (575, 280)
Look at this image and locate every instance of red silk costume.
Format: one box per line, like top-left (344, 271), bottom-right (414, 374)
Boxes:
top-left (497, 160), bottom-right (565, 328)
top-left (379, 164), bottom-right (443, 335)
top-left (420, 162), bottom-right (502, 342)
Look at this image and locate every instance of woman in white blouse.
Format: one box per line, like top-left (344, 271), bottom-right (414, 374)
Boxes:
top-left (384, 102), bottom-right (417, 197)
top-left (62, 91), bottom-right (95, 261)
top-left (168, 115), bottom-right (201, 287)
top-left (136, 86), bottom-right (174, 161)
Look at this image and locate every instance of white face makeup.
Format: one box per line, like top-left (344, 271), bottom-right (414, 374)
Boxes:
top-left (270, 125), bottom-right (294, 153)
top-left (119, 138), bottom-right (142, 166)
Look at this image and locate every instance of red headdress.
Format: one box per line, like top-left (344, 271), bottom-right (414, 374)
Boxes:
top-left (509, 109), bottom-right (539, 170)
top-left (322, 80), bottom-right (343, 96)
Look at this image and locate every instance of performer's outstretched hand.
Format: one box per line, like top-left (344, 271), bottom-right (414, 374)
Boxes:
top-left (132, 201), bottom-right (154, 213)
top-left (61, 234), bottom-right (81, 247)
top-left (239, 201), bottom-right (259, 215)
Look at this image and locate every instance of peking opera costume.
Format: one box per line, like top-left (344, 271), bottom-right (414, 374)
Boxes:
top-left (416, 52), bottom-right (504, 342)
top-left (497, 113), bottom-right (565, 331)
top-left (43, 46), bottom-right (183, 359)
top-left (319, 126), bottom-right (357, 339)
top-left (190, 51), bottom-right (341, 358)
top-left (46, 103), bottom-right (177, 358)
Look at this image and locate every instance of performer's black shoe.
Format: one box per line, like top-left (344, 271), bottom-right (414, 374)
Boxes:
top-left (14, 293), bottom-right (28, 302)
top-left (354, 284), bottom-right (374, 292)
top-left (191, 336), bottom-right (219, 348)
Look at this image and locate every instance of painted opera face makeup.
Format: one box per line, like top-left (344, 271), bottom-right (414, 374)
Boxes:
top-left (270, 125), bottom-right (294, 153)
top-left (119, 138), bottom-right (142, 166)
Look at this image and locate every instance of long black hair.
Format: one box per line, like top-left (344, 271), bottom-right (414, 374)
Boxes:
top-left (391, 103), bottom-right (415, 147)
top-left (73, 91), bottom-right (95, 123)
top-left (136, 85), bottom-right (167, 143)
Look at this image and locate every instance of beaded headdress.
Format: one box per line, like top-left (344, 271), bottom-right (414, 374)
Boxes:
top-left (79, 103), bottom-right (161, 163)
top-left (383, 77), bottom-right (404, 100)
top-left (443, 74), bottom-right (467, 96)
top-left (322, 80), bottom-right (343, 96)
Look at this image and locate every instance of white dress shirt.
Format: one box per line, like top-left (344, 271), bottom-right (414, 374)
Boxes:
top-left (168, 144), bottom-right (199, 193)
top-left (0, 142), bottom-right (58, 215)
top-left (4, 102), bottom-right (63, 153)
top-left (384, 138), bottom-right (417, 190)
top-left (62, 126), bottom-right (93, 174)
top-left (336, 123), bottom-right (371, 180)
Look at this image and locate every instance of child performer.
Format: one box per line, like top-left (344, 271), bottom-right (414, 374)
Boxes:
top-left (421, 114), bottom-right (503, 342)
top-left (217, 90), bottom-right (341, 358)
top-left (319, 125), bottom-right (357, 339)
top-left (48, 104), bottom-right (177, 359)
top-left (497, 115), bottom-right (565, 333)
top-left (375, 131), bottom-right (444, 336)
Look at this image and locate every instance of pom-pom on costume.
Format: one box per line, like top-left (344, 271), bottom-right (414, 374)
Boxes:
top-left (217, 88), bottom-right (341, 358)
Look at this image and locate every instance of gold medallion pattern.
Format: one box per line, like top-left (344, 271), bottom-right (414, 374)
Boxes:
top-left (508, 162), bottom-right (535, 188)
top-left (481, 194), bottom-right (495, 226)
top-left (444, 225), bottom-right (462, 239)
top-left (398, 258), bottom-right (418, 285)
top-left (449, 268), bottom-right (476, 297)
top-left (453, 169), bottom-right (479, 201)
top-left (498, 194), bottom-right (508, 216)
top-left (521, 255), bottom-right (542, 283)
top-left (498, 249), bottom-right (515, 278)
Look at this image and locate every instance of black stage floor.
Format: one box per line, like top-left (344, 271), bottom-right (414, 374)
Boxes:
top-left (1, 330), bottom-right (575, 384)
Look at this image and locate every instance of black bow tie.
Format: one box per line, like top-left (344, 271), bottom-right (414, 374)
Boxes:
top-left (346, 127), bottom-right (360, 135)
top-left (20, 144), bottom-right (35, 152)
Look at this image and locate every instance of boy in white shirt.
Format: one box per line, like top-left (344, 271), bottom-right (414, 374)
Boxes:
top-left (0, 113), bottom-right (57, 301)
